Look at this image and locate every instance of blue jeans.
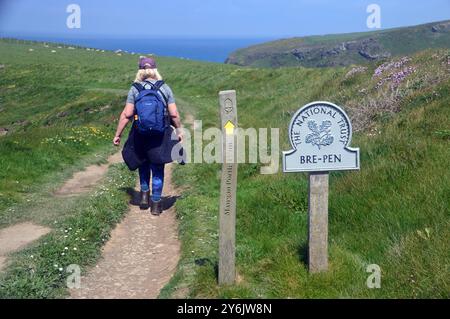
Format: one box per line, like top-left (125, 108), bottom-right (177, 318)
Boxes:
top-left (139, 162), bottom-right (165, 202)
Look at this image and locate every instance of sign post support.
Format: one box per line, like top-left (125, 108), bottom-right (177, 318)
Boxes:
top-left (308, 172), bottom-right (329, 272)
top-left (283, 101), bottom-right (360, 273)
top-left (218, 90), bottom-right (238, 285)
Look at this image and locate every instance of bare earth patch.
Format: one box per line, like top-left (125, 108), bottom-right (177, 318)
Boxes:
top-left (70, 163), bottom-right (180, 299)
top-left (0, 153), bottom-right (122, 272)
top-left (0, 222), bottom-right (51, 271)
top-left (55, 152), bottom-right (123, 196)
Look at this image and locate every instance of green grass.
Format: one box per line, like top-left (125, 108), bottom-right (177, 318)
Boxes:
top-left (0, 164), bottom-right (135, 298)
top-left (162, 50), bottom-right (450, 298)
top-left (0, 39), bottom-right (140, 298)
top-left (0, 38), bottom-right (449, 298)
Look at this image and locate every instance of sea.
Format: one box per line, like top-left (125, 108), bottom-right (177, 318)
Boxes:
top-left (1, 35), bottom-right (275, 63)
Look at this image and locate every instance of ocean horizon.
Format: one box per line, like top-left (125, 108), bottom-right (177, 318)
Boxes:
top-left (0, 34), bottom-right (275, 63)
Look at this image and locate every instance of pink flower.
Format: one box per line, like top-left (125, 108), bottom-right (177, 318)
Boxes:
top-left (373, 57), bottom-right (416, 89)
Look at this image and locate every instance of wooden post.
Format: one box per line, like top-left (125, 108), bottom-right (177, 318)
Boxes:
top-left (283, 101), bottom-right (360, 273)
top-left (308, 172), bottom-right (329, 273)
top-left (218, 90), bottom-right (238, 285)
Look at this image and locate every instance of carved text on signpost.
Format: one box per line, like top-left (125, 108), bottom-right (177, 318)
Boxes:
top-left (283, 101), bottom-right (359, 172)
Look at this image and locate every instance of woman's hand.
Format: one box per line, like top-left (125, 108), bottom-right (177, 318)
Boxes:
top-left (176, 129), bottom-right (184, 143)
top-left (113, 103), bottom-right (135, 146)
top-left (113, 136), bottom-right (121, 146)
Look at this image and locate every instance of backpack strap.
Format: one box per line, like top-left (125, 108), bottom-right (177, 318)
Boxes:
top-left (153, 80), bottom-right (165, 90)
top-left (143, 80), bottom-right (169, 106)
top-left (132, 82), bottom-right (145, 92)
top-left (153, 81), bottom-right (170, 128)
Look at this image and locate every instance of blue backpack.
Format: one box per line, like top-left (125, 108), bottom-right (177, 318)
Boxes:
top-left (132, 80), bottom-right (169, 134)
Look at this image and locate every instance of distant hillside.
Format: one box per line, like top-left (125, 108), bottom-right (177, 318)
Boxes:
top-left (226, 20), bottom-right (450, 68)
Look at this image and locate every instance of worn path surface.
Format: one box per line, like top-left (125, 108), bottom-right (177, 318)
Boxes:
top-left (70, 161), bottom-right (180, 299)
top-left (0, 152), bottom-right (123, 272)
top-left (1, 136), bottom-right (182, 298)
top-left (55, 152), bottom-right (123, 196)
top-left (0, 222), bottom-right (51, 271)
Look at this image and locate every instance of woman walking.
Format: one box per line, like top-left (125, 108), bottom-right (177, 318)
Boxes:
top-left (113, 57), bottom-right (183, 215)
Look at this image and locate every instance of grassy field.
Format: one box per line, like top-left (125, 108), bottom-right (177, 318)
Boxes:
top-left (162, 49), bottom-right (450, 298)
top-left (0, 39), bottom-right (140, 297)
top-left (226, 19), bottom-right (450, 68)
top-left (0, 38), bottom-right (449, 298)
top-left (0, 164), bottom-right (135, 298)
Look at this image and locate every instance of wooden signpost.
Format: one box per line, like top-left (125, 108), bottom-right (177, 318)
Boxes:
top-left (283, 101), bottom-right (360, 273)
top-left (218, 90), bottom-right (238, 284)
top-left (308, 172), bottom-right (329, 272)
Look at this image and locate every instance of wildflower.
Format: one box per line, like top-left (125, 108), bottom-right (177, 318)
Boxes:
top-left (373, 56), bottom-right (411, 78)
top-left (345, 66), bottom-right (367, 79)
top-left (374, 60), bottom-right (416, 90)
top-left (64, 247), bottom-right (68, 250)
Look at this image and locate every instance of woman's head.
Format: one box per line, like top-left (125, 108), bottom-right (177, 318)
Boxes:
top-left (134, 56), bottom-right (163, 82)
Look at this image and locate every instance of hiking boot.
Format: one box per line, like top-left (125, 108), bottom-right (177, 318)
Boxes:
top-left (151, 199), bottom-right (163, 216)
top-left (139, 191), bottom-right (150, 210)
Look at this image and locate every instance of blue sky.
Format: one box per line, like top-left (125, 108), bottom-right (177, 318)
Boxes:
top-left (0, 0), bottom-right (449, 38)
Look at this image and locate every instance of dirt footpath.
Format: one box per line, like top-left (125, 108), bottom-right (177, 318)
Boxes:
top-left (70, 163), bottom-right (180, 299)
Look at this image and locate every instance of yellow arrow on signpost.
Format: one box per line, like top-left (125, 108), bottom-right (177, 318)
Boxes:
top-left (224, 120), bottom-right (235, 135)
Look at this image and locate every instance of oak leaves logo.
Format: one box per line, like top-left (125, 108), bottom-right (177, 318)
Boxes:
top-left (305, 120), bottom-right (334, 149)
